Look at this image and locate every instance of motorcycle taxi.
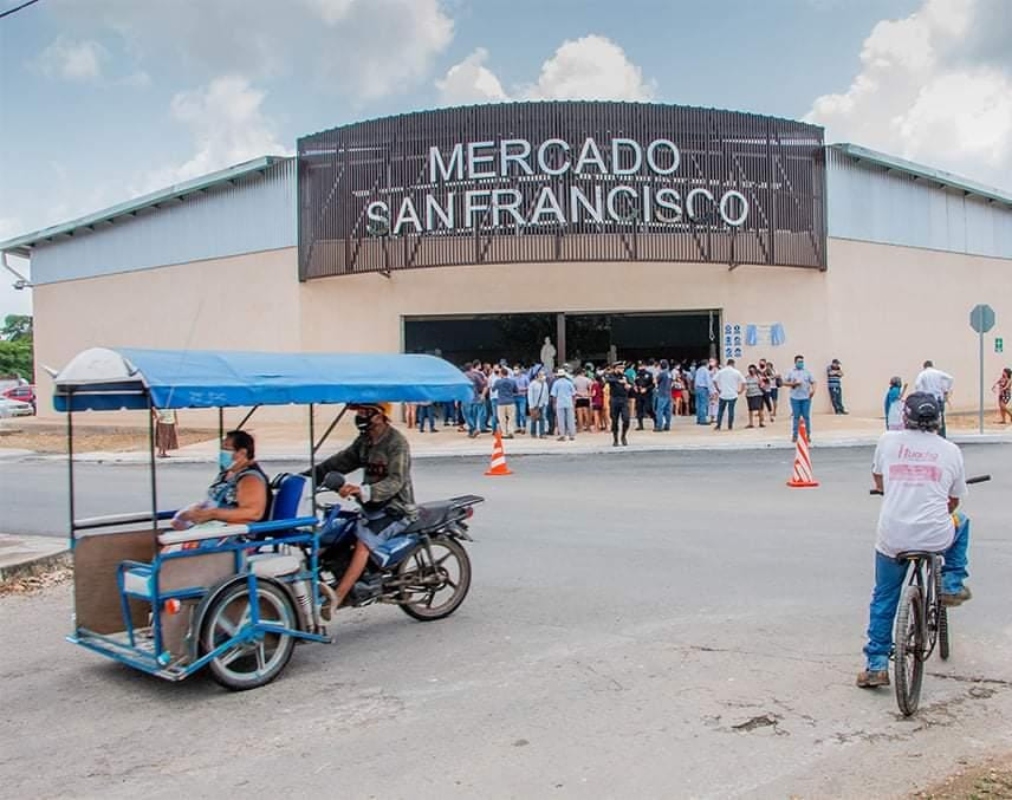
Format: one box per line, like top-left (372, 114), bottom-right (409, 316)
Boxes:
top-left (55, 347), bottom-right (482, 690)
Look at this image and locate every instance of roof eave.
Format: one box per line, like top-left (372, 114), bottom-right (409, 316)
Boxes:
top-left (830, 143), bottom-right (1012, 208)
top-left (0, 155), bottom-right (289, 257)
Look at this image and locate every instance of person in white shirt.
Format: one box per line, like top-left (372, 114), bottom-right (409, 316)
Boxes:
top-left (712, 358), bottom-right (745, 431)
top-left (914, 360), bottom-right (954, 438)
top-left (857, 392), bottom-right (972, 689)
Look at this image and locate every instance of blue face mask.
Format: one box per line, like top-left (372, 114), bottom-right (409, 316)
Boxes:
top-left (796, 361), bottom-right (805, 370)
top-left (218, 450), bottom-right (235, 471)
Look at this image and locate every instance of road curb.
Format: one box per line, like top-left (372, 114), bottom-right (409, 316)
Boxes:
top-left (0, 549), bottom-right (71, 584)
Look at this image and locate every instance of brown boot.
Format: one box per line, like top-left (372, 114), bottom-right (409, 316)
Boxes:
top-left (856, 669), bottom-right (890, 688)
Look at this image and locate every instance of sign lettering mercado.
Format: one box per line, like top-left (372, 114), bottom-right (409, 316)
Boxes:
top-left (298, 103), bottom-right (827, 278)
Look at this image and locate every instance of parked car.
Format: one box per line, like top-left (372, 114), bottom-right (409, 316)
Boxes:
top-left (0, 396), bottom-right (34, 418)
top-left (2, 385), bottom-right (35, 413)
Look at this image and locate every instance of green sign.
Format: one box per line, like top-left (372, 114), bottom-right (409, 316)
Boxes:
top-left (997, 338), bottom-right (1004, 354)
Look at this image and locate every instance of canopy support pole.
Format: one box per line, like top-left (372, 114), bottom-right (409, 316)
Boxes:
top-left (148, 393), bottom-right (158, 529)
top-left (234, 405), bottom-right (260, 432)
top-left (67, 389), bottom-right (76, 546)
top-left (308, 404), bottom-right (317, 515)
top-left (218, 408), bottom-right (223, 443)
top-left (313, 406), bottom-right (347, 457)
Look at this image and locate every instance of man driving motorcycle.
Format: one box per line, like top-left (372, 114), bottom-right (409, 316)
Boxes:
top-left (857, 392), bottom-right (972, 689)
top-left (306, 402), bottom-right (417, 612)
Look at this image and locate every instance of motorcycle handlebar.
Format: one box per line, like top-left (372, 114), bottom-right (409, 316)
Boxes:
top-left (869, 474), bottom-right (991, 495)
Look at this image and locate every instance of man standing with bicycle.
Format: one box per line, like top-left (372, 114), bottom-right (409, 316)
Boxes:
top-left (857, 392), bottom-right (971, 688)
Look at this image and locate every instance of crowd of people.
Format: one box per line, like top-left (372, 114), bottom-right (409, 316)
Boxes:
top-left (400, 354), bottom-right (1006, 444)
top-left (401, 355), bottom-right (832, 444)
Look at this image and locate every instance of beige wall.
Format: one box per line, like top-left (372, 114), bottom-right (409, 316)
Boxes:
top-left (33, 247), bottom-right (302, 423)
top-left (33, 239), bottom-right (1011, 421)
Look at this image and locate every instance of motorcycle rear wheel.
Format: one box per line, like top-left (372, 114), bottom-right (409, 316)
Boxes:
top-left (397, 536), bottom-right (471, 621)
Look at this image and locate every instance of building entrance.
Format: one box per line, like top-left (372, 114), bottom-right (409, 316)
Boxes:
top-left (404, 310), bottom-right (719, 367)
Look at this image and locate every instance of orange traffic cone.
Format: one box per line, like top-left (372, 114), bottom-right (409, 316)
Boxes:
top-left (484, 429), bottom-right (513, 476)
top-left (786, 419), bottom-right (819, 488)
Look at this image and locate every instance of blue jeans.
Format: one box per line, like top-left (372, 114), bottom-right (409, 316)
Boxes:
top-left (790, 397), bottom-right (812, 440)
top-left (355, 512), bottom-right (411, 568)
top-left (463, 401), bottom-right (481, 435)
top-left (828, 385), bottom-right (845, 414)
top-left (715, 398), bottom-right (736, 429)
top-left (695, 388), bottom-right (710, 424)
top-left (863, 513), bottom-right (970, 671)
top-left (417, 405), bottom-right (436, 431)
top-left (529, 408), bottom-right (546, 437)
top-left (654, 396), bottom-right (672, 430)
top-left (515, 397), bottom-right (528, 429)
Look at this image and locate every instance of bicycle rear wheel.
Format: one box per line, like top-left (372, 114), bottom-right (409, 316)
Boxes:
top-left (938, 605), bottom-right (950, 661)
top-left (894, 585), bottom-right (925, 716)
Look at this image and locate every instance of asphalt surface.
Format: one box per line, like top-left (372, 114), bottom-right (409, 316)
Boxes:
top-left (1, 446), bottom-right (1011, 799)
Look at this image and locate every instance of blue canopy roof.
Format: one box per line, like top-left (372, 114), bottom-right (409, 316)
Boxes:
top-left (53, 347), bottom-right (474, 411)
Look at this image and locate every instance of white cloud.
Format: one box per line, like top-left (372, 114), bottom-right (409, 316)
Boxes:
top-left (807, 0), bottom-right (1012, 190)
top-left (435, 35), bottom-right (656, 107)
top-left (36, 36), bottom-right (108, 82)
top-left (436, 48), bottom-right (507, 105)
top-left (138, 75), bottom-right (290, 193)
top-left (524, 36), bottom-right (656, 102)
top-left (54, 0), bottom-right (454, 100)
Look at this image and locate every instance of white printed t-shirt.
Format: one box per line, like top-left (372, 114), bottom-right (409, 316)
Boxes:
top-left (713, 367), bottom-right (745, 400)
top-left (871, 430), bottom-right (967, 557)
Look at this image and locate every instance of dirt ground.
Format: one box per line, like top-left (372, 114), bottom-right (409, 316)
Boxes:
top-left (0, 422), bottom-right (215, 454)
top-left (913, 755), bottom-right (1012, 799)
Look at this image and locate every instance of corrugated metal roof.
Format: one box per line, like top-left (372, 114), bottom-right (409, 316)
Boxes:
top-left (0, 155), bottom-right (290, 257)
top-left (829, 144), bottom-right (1012, 208)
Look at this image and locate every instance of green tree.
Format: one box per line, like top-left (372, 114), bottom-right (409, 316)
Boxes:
top-left (1, 314), bottom-right (32, 342)
top-left (0, 340), bottom-right (33, 379)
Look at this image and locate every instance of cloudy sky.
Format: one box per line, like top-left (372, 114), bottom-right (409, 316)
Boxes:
top-left (1, 0), bottom-right (1010, 318)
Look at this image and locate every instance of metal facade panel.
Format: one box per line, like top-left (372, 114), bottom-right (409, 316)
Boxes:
top-left (298, 102), bottom-right (828, 277)
top-left (826, 148), bottom-right (1012, 258)
top-left (30, 159), bottom-right (297, 285)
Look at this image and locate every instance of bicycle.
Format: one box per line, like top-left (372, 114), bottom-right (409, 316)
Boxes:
top-left (870, 474), bottom-right (990, 716)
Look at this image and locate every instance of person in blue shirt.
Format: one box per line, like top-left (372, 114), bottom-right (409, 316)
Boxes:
top-left (693, 360), bottom-right (715, 426)
top-left (493, 366), bottom-right (518, 438)
top-left (654, 360), bottom-right (673, 431)
top-left (550, 368), bottom-right (577, 440)
top-left (785, 354), bottom-right (816, 443)
top-left (884, 376), bottom-right (906, 430)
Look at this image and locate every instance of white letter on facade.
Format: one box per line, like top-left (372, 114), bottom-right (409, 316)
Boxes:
top-left (719, 190), bottom-right (750, 227)
top-left (465, 190), bottom-right (491, 228)
top-left (530, 186), bottom-right (567, 225)
top-left (574, 138), bottom-right (608, 175)
top-left (654, 188), bottom-right (682, 222)
top-left (492, 189), bottom-right (525, 227)
top-left (646, 139), bottom-right (680, 175)
top-left (611, 138), bottom-right (643, 175)
top-left (392, 197), bottom-right (422, 235)
top-left (606, 186), bottom-right (639, 221)
top-left (468, 141), bottom-right (497, 179)
top-left (500, 139), bottom-right (534, 177)
top-left (425, 194), bottom-right (455, 230)
top-left (537, 139), bottom-right (571, 175)
top-left (686, 188), bottom-right (715, 221)
top-left (570, 185), bottom-right (604, 223)
top-left (429, 144), bottom-right (465, 182)
top-left (366, 201), bottom-right (390, 233)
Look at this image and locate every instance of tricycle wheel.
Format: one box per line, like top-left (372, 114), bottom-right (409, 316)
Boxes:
top-left (200, 580), bottom-right (296, 691)
top-left (397, 536), bottom-right (471, 621)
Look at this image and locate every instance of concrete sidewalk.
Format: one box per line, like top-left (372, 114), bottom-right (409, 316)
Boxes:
top-left (11, 411), bottom-right (1010, 464)
top-left (0, 533), bottom-right (70, 582)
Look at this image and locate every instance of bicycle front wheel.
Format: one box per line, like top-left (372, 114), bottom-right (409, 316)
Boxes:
top-left (894, 585), bottom-right (925, 716)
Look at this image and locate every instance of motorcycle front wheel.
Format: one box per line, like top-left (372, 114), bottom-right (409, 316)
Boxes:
top-left (396, 536), bottom-right (472, 621)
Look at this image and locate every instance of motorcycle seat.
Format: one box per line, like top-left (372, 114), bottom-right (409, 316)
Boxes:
top-left (402, 500), bottom-right (458, 534)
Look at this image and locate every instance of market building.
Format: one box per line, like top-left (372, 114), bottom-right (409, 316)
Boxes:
top-left (3, 101), bottom-right (1011, 417)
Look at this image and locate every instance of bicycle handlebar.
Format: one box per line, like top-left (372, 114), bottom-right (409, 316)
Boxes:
top-left (869, 474), bottom-right (991, 495)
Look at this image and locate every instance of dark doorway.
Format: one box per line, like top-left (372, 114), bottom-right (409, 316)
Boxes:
top-left (404, 314), bottom-right (555, 366)
top-left (565, 311), bottom-right (719, 366)
top-left (404, 310), bottom-right (719, 368)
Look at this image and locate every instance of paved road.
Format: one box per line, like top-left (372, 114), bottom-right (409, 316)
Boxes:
top-left (2, 446), bottom-right (1011, 798)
